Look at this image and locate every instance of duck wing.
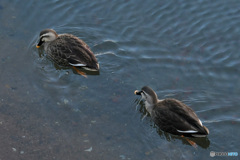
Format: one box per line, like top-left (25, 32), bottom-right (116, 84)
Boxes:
top-left (48, 34), bottom-right (99, 70)
top-left (152, 99), bottom-right (208, 137)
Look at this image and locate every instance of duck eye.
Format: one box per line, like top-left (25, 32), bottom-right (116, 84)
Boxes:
top-left (42, 35), bottom-right (50, 40)
top-left (43, 35), bottom-right (50, 38)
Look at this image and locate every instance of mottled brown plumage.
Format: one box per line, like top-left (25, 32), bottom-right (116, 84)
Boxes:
top-left (135, 86), bottom-right (209, 137)
top-left (36, 29), bottom-right (99, 71)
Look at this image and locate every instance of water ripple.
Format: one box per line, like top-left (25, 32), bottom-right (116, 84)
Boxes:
top-left (6, 0), bottom-right (240, 158)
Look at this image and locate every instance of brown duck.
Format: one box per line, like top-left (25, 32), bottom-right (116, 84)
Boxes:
top-left (134, 86), bottom-right (209, 138)
top-left (36, 29), bottom-right (99, 77)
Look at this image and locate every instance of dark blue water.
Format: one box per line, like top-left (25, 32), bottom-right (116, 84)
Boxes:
top-left (0, 0), bottom-right (240, 159)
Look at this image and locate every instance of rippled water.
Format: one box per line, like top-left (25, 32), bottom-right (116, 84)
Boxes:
top-left (0, 0), bottom-right (240, 159)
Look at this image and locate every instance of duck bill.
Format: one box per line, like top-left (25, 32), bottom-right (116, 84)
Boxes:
top-left (134, 90), bottom-right (142, 95)
top-left (36, 39), bottom-right (43, 48)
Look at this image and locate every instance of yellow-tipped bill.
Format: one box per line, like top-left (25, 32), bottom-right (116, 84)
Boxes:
top-left (36, 45), bottom-right (40, 48)
top-left (134, 90), bottom-right (142, 95)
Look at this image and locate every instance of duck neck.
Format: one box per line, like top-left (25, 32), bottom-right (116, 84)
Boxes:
top-left (44, 42), bottom-right (51, 51)
top-left (144, 101), bottom-right (154, 115)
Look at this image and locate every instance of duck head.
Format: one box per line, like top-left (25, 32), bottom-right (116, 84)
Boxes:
top-left (134, 86), bottom-right (159, 105)
top-left (36, 29), bottom-right (58, 48)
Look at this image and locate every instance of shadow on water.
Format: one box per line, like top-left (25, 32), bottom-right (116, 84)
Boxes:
top-left (134, 98), bottom-right (210, 149)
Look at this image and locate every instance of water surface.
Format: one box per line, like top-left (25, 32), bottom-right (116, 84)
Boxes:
top-left (0, 0), bottom-right (240, 159)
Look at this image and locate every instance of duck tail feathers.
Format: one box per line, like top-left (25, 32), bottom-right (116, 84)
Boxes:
top-left (203, 125), bottom-right (209, 135)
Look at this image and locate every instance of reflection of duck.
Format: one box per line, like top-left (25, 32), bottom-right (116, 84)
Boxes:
top-left (36, 29), bottom-right (99, 77)
top-left (134, 86), bottom-right (209, 137)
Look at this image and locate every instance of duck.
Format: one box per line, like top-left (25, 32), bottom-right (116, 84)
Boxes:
top-left (134, 86), bottom-right (209, 137)
top-left (36, 29), bottom-right (99, 77)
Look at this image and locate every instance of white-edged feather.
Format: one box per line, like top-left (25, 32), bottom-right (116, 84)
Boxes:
top-left (176, 129), bottom-right (198, 133)
top-left (192, 134), bottom-right (207, 137)
top-left (69, 63), bottom-right (86, 67)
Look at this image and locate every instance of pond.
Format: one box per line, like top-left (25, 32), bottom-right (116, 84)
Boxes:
top-left (0, 0), bottom-right (239, 159)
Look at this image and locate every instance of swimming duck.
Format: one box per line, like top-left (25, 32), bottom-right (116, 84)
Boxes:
top-left (36, 29), bottom-right (99, 76)
top-left (134, 86), bottom-right (209, 137)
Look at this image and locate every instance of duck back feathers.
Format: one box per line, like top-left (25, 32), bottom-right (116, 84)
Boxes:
top-left (47, 34), bottom-right (99, 70)
top-left (152, 98), bottom-right (209, 137)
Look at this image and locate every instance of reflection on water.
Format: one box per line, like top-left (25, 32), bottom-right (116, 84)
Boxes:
top-left (0, 0), bottom-right (240, 159)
